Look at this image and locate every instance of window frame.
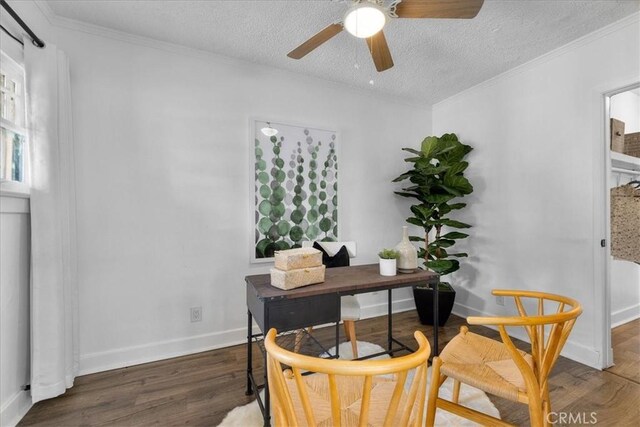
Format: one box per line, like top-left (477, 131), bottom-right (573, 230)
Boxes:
top-left (0, 49), bottom-right (30, 197)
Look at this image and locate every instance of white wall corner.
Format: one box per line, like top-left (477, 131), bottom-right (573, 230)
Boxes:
top-left (452, 302), bottom-right (602, 370)
top-left (0, 390), bottom-right (32, 427)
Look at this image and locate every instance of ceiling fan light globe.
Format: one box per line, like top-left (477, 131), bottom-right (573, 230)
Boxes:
top-left (344, 4), bottom-right (386, 39)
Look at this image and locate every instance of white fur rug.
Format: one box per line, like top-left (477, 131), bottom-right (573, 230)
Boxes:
top-left (219, 341), bottom-right (500, 426)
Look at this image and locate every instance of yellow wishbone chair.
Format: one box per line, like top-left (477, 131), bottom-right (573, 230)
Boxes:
top-left (426, 290), bottom-right (582, 427)
top-left (265, 328), bottom-right (431, 427)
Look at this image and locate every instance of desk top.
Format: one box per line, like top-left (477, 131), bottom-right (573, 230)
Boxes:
top-left (245, 264), bottom-right (439, 301)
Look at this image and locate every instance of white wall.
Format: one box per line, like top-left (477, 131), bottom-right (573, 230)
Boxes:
top-left (432, 14), bottom-right (640, 368)
top-left (611, 260), bottom-right (640, 326)
top-left (0, 197), bottom-right (31, 426)
top-left (42, 19), bottom-right (431, 373)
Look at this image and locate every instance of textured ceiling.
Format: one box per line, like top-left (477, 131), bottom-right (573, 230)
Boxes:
top-left (45, 0), bottom-right (639, 104)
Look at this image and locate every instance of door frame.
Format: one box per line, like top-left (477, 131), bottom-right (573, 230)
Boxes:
top-left (598, 81), bottom-right (640, 369)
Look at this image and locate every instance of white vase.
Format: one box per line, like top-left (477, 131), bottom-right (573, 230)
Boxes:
top-left (395, 226), bottom-right (418, 273)
top-left (379, 258), bottom-right (397, 276)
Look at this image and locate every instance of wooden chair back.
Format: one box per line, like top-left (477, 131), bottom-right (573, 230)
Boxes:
top-left (264, 328), bottom-right (431, 427)
top-left (467, 290), bottom-right (583, 403)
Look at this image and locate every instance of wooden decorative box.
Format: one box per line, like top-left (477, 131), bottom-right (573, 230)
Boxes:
top-left (270, 265), bottom-right (326, 290)
top-left (274, 247), bottom-right (322, 271)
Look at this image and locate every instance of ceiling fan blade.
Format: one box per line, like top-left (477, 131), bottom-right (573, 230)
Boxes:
top-left (287, 23), bottom-right (343, 59)
top-left (366, 30), bottom-right (394, 72)
top-left (395, 0), bottom-right (484, 19)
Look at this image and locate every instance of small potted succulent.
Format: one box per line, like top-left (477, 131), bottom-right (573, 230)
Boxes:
top-left (378, 249), bottom-right (399, 276)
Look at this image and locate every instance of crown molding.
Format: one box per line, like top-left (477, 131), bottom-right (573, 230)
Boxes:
top-left (434, 11), bottom-right (640, 109)
top-left (33, 0), bottom-right (55, 24)
top-left (33, 1), bottom-right (432, 110)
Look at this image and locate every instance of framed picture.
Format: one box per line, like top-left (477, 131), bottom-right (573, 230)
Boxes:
top-left (252, 119), bottom-right (338, 262)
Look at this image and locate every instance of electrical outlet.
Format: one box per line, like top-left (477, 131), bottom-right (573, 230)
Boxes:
top-left (190, 307), bottom-right (202, 322)
top-left (496, 296), bottom-right (505, 306)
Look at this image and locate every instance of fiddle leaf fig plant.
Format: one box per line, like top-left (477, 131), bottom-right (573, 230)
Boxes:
top-left (393, 133), bottom-right (473, 278)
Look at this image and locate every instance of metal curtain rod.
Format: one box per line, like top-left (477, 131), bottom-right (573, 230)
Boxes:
top-left (0, 0), bottom-right (45, 48)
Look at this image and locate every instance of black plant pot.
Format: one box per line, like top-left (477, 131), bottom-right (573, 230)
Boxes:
top-left (413, 283), bottom-right (456, 326)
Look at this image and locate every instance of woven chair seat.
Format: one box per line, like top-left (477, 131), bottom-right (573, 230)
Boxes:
top-left (439, 331), bottom-right (533, 402)
top-left (283, 372), bottom-right (414, 426)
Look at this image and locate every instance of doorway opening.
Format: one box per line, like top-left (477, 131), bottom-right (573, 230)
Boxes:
top-left (604, 83), bottom-right (640, 376)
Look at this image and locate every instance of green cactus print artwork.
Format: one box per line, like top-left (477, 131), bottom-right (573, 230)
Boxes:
top-left (254, 121), bottom-right (338, 260)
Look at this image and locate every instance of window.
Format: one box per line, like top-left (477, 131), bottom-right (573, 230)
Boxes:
top-left (0, 50), bottom-right (28, 186)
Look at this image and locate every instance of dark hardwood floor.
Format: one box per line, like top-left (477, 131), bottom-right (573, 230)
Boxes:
top-left (19, 313), bottom-right (640, 426)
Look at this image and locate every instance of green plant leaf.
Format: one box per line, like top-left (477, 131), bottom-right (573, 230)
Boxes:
top-left (407, 217), bottom-right (424, 227)
top-left (392, 172), bottom-right (414, 182)
top-left (420, 136), bottom-right (439, 157)
top-left (403, 156), bottom-right (421, 163)
top-left (430, 238), bottom-right (455, 248)
top-left (441, 232), bottom-right (469, 240)
top-left (441, 219), bottom-right (471, 228)
top-left (445, 161), bottom-right (469, 176)
top-left (430, 259), bottom-right (461, 275)
top-left (378, 248), bottom-right (399, 259)
top-left (410, 205), bottom-right (434, 220)
top-left (440, 133), bottom-right (460, 142)
top-left (417, 248), bottom-right (435, 260)
top-left (436, 183), bottom-right (463, 197)
top-left (443, 174), bottom-right (473, 195)
top-left (416, 163), bottom-right (450, 175)
top-left (439, 143), bottom-right (473, 165)
top-left (433, 247), bottom-right (448, 259)
top-left (409, 236), bottom-right (425, 242)
top-left (401, 148), bottom-right (422, 155)
top-left (394, 191), bottom-right (418, 198)
top-left (425, 193), bottom-right (456, 204)
top-left (447, 203), bottom-right (467, 211)
top-left (449, 253), bottom-right (469, 258)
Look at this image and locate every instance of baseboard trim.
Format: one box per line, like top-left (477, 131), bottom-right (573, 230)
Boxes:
top-left (452, 302), bottom-right (601, 369)
top-left (0, 390), bottom-right (32, 427)
top-left (79, 297), bottom-right (417, 376)
top-left (611, 304), bottom-right (640, 328)
top-left (79, 325), bottom-right (260, 375)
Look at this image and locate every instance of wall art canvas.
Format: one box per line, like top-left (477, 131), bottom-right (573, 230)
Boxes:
top-left (253, 120), bottom-right (338, 261)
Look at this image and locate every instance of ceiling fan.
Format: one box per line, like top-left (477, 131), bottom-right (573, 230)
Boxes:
top-left (287, 0), bottom-right (485, 72)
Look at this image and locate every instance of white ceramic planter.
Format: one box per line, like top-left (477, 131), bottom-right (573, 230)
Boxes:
top-left (379, 258), bottom-right (397, 276)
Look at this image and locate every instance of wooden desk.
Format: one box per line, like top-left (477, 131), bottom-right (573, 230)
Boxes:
top-left (245, 264), bottom-right (439, 426)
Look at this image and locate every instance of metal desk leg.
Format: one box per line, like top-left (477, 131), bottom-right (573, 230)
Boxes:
top-left (335, 322), bottom-right (340, 358)
top-left (433, 283), bottom-right (439, 356)
top-left (388, 289), bottom-right (393, 353)
top-left (263, 319), bottom-right (270, 427)
top-left (336, 296), bottom-right (341, 358)
top-left (246, 310), bottom-right (252, 395)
